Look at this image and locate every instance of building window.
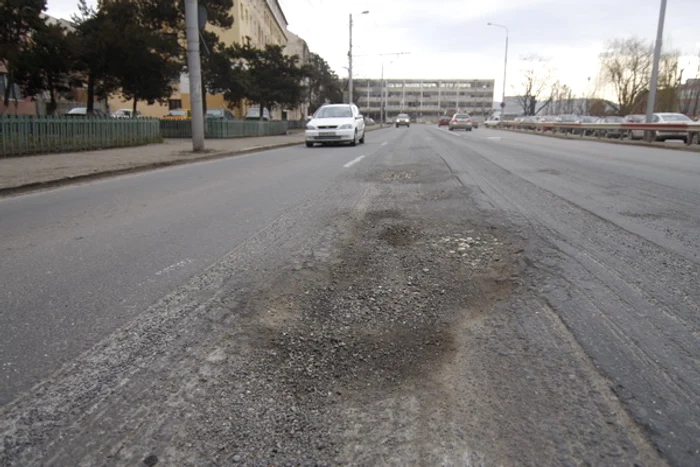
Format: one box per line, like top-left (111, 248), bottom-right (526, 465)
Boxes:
top-left (168, 99), bottom-right (182, 110)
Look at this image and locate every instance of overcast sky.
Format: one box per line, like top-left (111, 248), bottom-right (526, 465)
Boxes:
top-left (48, 0), bottom-right (700, 100)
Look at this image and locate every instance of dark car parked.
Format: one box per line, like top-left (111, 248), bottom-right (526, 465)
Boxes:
top-left (206, 108), bottom-right (236, 120)
top-left (65, 107), bottom-right (111, 118)
top-left (595, 116), bottom-right (625, 138)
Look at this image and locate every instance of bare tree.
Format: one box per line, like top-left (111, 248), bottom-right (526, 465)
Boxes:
top-left (515, 55), bottom-right (554, 116)
top-left (598, 37), bottom-right (653, 115)
top-left (588, 98), bottom-right (608, 116)
top-left (655, 50), bottom-right (682, 112)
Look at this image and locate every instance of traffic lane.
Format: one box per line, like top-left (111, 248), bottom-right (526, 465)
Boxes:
top-left (428, 126), bottom-right (700, 466)
top-left (433, 126), bottom-right (700, 262)
top-left (0, 128), bottom-right (398, 405)
top-left (472, 127), bottom-right (700, 192)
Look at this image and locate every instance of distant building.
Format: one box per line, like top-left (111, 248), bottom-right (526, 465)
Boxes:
top-left (354, 79), bottom-right (495, 122)
top-left (1, 14), bottom-right (78, 115)
top-left (283, 30), bottom-right (311, 120)
top-left (110, 0), bottom-right (292, 118)
top-left (41, 13), bottom-right (75, 31)
top-left (679, 79), bottom-right (700, 118)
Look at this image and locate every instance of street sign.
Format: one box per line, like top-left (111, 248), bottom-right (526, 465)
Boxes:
top-left (198, 4), bottom-right (207, 30)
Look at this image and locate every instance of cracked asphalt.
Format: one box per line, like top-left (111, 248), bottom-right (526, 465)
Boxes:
top-left (1, 125), bottom-right (698, 466)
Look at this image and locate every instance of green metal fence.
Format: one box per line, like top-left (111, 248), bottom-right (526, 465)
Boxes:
top-left (0, 115), bottom-right (162, 157)
top-left (160, 119), bottom-right (290, 138)
top-left (287, 120), bottom-right (307, 130)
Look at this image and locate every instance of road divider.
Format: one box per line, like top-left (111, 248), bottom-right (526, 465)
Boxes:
top-left (499, 120), bottom-right (700, 147)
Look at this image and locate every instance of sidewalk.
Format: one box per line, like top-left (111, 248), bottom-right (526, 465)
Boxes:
top-left (0, 133), bottom-right (305, 195)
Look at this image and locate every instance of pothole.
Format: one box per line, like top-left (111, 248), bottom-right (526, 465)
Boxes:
top-left (378, 225), bottom-right (416, 247)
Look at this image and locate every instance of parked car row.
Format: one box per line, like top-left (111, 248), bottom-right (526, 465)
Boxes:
top-left (497, 113), bottom-right (699, 144)
top-left (64, 107), bottom-right (273, 121)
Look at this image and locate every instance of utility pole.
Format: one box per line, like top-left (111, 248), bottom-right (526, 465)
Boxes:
top-left (645, 0), bottom-right (667, 141)
top-left (348, 13), bottom-right (353, 105)
top-left (185, 0), bottom-right (204, 151)
top-left (488, 23), bottom-right (509, 111)
top-left (380, 61), bottom-right (385, 127)
top-left (347, 11), bottom-right (369, 105)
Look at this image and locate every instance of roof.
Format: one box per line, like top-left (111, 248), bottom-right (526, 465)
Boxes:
top-left (40, 13), bottom-right (75, 31)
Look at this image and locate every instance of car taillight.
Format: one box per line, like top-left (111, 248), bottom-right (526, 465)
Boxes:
top-left (467, 119), bottom-right (472, 122)
top-left (452, 119), bottom-right (457, 123)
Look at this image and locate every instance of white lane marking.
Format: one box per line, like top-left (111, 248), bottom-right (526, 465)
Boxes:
top-left (486, 136), bottom-right (502, 140)
top-left (381, 142), bottom-right (388, 147)
top-left (344, 155), bottom-right (366, 168)
top-left (155, 258), bottom-right (193, 276)
top-left (448, 132), bottom-right (462, 137)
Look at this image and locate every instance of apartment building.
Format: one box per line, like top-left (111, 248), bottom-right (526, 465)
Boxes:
top-left (110, 0), bottom-right (290, 118)
top-left (283, 30), bottom-right (311, 120)
top-left (354, 79), bottom-right (495, 122)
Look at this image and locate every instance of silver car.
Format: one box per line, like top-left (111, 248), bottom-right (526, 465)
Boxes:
top-left (395, 113), bottom-right (410, 128)
top-left (448, 113), bottom-right (473, 131)
top-left (651, 113), bottom-right (693, 142)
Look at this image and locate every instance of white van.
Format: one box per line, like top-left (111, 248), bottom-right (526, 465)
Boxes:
top-left (484, 116), bottom-right (501, 128)
top-left (245, 107), bottom-right (271, 121)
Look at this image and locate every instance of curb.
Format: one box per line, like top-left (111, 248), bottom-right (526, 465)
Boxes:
top-left (498, 128), bottom-right (700, 153)
top-left (0, 140), bottom-right (303, 198)
top-left (0, 126), bottom-right (389, 198)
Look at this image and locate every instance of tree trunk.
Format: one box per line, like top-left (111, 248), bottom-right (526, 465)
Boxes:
top-left (3, 75), bottom-right (11, 110)
top-left (87, 73), bottom-right (96, 113)
top-left (10, 71), bottom-right (19, 115)
top-left (48, 88), bottom-right (57, 116)
top-left (259, 102), bottom-right (264, 121)
top-left (132, 98), bottom-right (138, 117)
top-left (201, 80), bottom-right (207, 115)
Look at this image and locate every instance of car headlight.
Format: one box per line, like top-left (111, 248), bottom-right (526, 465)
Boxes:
top-left (338, 124), bottom-right (353, 130)
top-left (306, 124), bottom-right (316, 130)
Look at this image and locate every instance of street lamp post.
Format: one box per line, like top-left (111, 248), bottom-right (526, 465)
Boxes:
top-left (488, 22), bottom-right (509, 112)
top-left (348, 11), bottom-right (369, 105)
top-left (645, 0), bottom-right (668, 141)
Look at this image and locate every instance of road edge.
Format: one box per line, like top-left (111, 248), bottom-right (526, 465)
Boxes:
top-left (0, 141), bottom-right (304, 198)
top-left (0, 126), bottom-right (385, 198)
top-left (497, 128), bottom-right (700, 153)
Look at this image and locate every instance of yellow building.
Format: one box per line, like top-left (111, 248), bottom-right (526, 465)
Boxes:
top-left (109, 0), bottom-right (290, 118)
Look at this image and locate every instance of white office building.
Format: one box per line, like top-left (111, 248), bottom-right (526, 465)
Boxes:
top-left (353, 78), bottom-right (495, 122)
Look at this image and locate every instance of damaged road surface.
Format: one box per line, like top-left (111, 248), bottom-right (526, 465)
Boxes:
top-left (1, 126), bottom-right (698, 466)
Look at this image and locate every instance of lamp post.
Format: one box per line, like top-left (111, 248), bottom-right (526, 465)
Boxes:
top-left (348, 10), bottom-right (369, 105)
top-left (488, 22), bottom-right (509, 111)
top-left (645, 0), bottom-right (667, 139)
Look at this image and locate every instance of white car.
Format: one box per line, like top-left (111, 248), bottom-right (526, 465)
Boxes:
top-left (112, 109), bottom-right (143, 119)
top-left (305, 104), bottom-right (366, 147)
top-left (651, 113), bottom-right (693, 142)
top-left (484, 116), bottom-right (501, 128)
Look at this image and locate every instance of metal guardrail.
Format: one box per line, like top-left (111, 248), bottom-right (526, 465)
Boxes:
top-left (160, 119), bottom-right (290, 138)
top-left (0, 115), bottom-right (162, 157)
top-left (499, 121), bottom-right (700, 145)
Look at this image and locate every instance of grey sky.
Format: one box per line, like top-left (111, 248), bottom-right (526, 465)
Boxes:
top-left (47, 0), bottom-right (700, 99)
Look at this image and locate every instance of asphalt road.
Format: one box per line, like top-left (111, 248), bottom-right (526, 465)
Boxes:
top-left (1, 125), bottom-right (698, 465)
top-left (428, 126), bottom-right (700, 465)
top-left (0, 130), bottom-right (401, 404)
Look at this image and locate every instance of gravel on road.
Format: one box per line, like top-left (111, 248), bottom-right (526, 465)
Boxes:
top-left (0, 128), bottom-right (669, 466)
